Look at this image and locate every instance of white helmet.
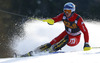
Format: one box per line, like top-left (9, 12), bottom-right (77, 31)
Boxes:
top-left (63, 2), bottom-right (75, 12)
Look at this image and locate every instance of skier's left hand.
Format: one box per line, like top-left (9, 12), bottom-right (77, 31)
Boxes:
top-left (42, 19), bottom-right (54, 25)
top-left (83, 42), bottom-right (91, 51)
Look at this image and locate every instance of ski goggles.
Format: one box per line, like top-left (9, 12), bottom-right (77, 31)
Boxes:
top-left (64, 10), bottom-right (71, 13)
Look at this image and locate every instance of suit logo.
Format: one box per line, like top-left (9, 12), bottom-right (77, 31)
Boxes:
top-left (64, 20), bottom-right (77, 29)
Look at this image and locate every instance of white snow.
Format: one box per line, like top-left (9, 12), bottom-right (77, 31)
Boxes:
top-left (0, 20), bottom-right (100, 63)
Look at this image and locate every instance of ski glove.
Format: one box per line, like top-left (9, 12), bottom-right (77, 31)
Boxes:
top-left (83, 42), bottom-right (91, 51)
top-left (42, 19), bottom-right (54, 25)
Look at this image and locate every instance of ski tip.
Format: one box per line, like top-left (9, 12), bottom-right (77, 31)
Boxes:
top-left (13, 53), bottom-right (17, 58)
top-left (13, 53), bottom-right (21, 58)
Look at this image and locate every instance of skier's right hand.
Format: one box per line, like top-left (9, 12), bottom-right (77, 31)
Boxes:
top-left (42, 19), bottom-right (54, 25)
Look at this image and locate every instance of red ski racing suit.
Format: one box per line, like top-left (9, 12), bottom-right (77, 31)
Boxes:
top-left (50, 12), bottom-right (89, 47)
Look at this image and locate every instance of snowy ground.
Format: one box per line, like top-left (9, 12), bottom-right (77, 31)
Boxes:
top-left (0, 20), bottom-right (100, 63)
top-left (0, 49), bottom-right (100, 63)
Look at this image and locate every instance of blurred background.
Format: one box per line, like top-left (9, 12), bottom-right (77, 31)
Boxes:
top-left (0, 0), bottom-right (100, 58)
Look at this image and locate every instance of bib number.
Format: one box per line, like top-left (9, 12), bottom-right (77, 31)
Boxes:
top-left (69, 38), bottom-right (76, 44)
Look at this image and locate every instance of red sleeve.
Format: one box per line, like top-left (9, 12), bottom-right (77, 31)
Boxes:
top-left (77, 17), bottom-right (89, 43)
top-left (52, 13), bottom-right (64, 23)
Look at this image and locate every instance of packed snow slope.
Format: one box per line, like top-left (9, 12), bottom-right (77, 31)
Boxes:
top-left (0, 20), bottom-right (100, 63)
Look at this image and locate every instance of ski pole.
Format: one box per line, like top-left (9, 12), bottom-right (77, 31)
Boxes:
top-left (92, 47), bottom-right (100, 49)
top-left (0, 9), bottom-right (27, 18)
top-left (28, 17), bottom-right (43, 21)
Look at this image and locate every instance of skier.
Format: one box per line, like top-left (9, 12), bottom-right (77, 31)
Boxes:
top-left (21, 2), bottom-right (91, 57)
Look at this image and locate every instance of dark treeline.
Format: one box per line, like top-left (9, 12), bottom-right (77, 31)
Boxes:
top-left (0, 0), bottom-right (100, 57)
top-left (11, 0), bottom-right (100, 19)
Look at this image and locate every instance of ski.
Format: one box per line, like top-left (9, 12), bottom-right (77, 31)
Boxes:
top-left (13, 51), bottom-right (65, 58)
top-left (13, 53), bottom-right (22, 58)
top-left (13, 53), bottom-right (18, 58)
top-left (50, 51), bottom-right (65, 54)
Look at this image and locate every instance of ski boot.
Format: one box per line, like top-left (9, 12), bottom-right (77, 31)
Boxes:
top-left (18, 43), bottom-right (51, 57)
top-left (20, 51), bottom-right (33, 57)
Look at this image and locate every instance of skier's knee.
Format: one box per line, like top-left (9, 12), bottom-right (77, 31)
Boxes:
top-left (64, 35), bottom-right (69, 41)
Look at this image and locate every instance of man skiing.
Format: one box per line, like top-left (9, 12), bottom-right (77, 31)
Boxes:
top-left (21, 2), bottom-right (91, 57)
